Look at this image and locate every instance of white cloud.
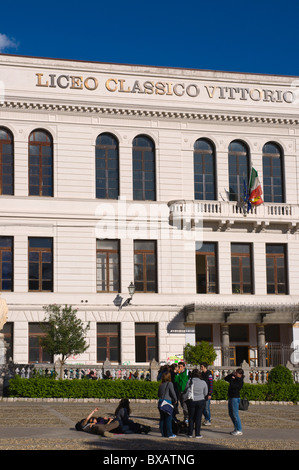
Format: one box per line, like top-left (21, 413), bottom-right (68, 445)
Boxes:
top-left (0, 33), bottom-right (18, 53)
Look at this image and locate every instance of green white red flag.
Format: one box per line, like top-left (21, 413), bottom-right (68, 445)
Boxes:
top-left (249, 167), bottom-right (263, 206)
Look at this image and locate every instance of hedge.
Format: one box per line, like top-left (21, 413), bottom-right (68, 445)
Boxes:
top-left (7, 376), bottom-right (299, 403)
top-left (7, 376), bottom-right (160, 399)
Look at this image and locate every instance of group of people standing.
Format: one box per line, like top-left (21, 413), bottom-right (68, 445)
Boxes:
top-left (158, 362), bottom-right (244, 438)
top-left (75, 362), bottom-right (245, 439)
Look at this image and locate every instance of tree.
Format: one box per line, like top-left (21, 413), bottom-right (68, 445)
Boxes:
top-left (40, 304), bottom-right (90, 377)
top-left (184, 341), bottom-right (217, 366)
top-left (268, 365), bottom-right (294, 385)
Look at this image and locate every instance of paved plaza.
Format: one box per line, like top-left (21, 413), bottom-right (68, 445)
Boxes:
top-left (0, 399), bottom-right (298, 452)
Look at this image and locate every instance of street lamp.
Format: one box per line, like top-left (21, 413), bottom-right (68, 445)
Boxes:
top-left (113, 282), bottom-right (136, 310)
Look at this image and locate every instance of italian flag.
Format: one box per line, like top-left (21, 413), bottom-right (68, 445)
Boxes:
top-left (249, 167), bottom-right (263, 206)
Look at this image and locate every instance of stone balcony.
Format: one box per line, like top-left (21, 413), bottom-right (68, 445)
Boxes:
top-left (167, 200), bottom-right (299, 232)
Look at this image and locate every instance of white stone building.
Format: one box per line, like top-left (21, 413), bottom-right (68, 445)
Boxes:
top-left (0, 54), bottom-right (298, 367)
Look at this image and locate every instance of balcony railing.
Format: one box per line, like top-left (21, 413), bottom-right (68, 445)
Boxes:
top-left (168, 200), bottom-right (299, 231)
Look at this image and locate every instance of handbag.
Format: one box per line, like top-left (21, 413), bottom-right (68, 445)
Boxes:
top-left (183, 379), bottom-right (194, 402)
top-left (158, 383), bottom-right (174, 415)
top-left (239, 397), bottom-right (249, 411)
top-left (159, 399), bottom-right (174, 415)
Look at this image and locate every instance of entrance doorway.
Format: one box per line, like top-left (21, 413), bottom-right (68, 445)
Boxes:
top-left (235, 346), bottom-right (248, 366)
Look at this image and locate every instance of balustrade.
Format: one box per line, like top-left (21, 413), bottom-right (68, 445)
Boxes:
top-left (8, 360), bottom-right (299, 384)
top-left (168, 200), bottom-right (299, 226)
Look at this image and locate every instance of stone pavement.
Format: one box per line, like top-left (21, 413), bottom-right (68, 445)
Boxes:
top-left (0, 399), bottom-right (298, 452)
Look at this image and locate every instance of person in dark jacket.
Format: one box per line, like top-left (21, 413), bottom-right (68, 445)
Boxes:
top-left (200, 362), bottom-right (213, 426)
top-left (114, 399), bottom-right (151, 434)
top-left (224, 368), bottom-right (244, 435)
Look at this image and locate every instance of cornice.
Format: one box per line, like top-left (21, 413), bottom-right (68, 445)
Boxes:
top-left (1, 100), bottom-right (299, 125)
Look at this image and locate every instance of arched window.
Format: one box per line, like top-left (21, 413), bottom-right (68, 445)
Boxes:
top-left (133, 135), bottom-right (156, 201)
top-left (29, 130), bottom-right (53, 197)
top-left (0, 127), bottom-right (14, 195)
top-left (228, 140), bottom-right (250, 202)
top-left (95, 133), bottom-right (119, 199)
top-left (194, 138), bottom-right (216, 200)
top-left (262, 142), bottom-right (284, 203)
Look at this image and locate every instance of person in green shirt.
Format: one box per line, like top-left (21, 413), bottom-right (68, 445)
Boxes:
top-left (174, 361), bottom-right (189, 422)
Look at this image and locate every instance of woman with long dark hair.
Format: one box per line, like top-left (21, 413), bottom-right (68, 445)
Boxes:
top-left (224, 368), bottom-right (244, 435)
top-left (158, 371), bottom-right (178, 438)
top-left (114, 398), bottom-right (151, 434)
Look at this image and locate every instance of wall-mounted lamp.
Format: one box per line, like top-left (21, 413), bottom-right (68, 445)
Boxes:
top-left (113, 282), bottom-right (136, 310)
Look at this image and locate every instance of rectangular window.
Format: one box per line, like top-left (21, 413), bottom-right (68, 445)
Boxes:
top-left (196, 242), bottom-right (218, 293)
top-left (28, 323), bottom-right (53, 363)
top-left (266, 244), bottom-right (287, 294)
top-left (134, 240), bottom-right (157, 292)
top-left (133, 136), bottom-right (156, 201)
top-left (0, 236), bottom-right (13, 291)
top-left (28, 237), bottom-right (53, 292)
top-left (96, 239), bottom-right (120, 292)
top-left (97, 323), bottom-right (120, 363)
top-left (135, 323), bottom-right (158, 362)
top-left (231, 243), bottom-right (253, 294)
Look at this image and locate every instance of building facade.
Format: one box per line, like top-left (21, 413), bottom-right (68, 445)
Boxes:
top-left (0, 54), bottom-right (298, 367)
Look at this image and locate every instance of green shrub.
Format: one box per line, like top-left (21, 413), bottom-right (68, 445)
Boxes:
top-left (8, 376), bottom-right (160, 400)
top-left (209, 380), bottom-right (298, 403)
top-left (184, 341), bottom-right (217, 366)
top-left (7, 376), bottom-right (299, 403)
top-left (268, 365), bottom-right (294, 385)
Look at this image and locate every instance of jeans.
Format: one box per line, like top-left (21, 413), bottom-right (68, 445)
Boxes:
top-left (187, 400), bottom-right (206, 437)
top-left (158, 399), bottom-right (174, 437)
top-left (203, 399), bottom-right (211, 422)
top-left (159, 410), bottom-right (173, 437)
top-left (178, 391), bottom-right (189, 421)
top-left (228, 397), bottom-right (242, 432)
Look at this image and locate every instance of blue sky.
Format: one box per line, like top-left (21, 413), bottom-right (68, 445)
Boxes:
top-left (0, 0), bottom-right (299, 76)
